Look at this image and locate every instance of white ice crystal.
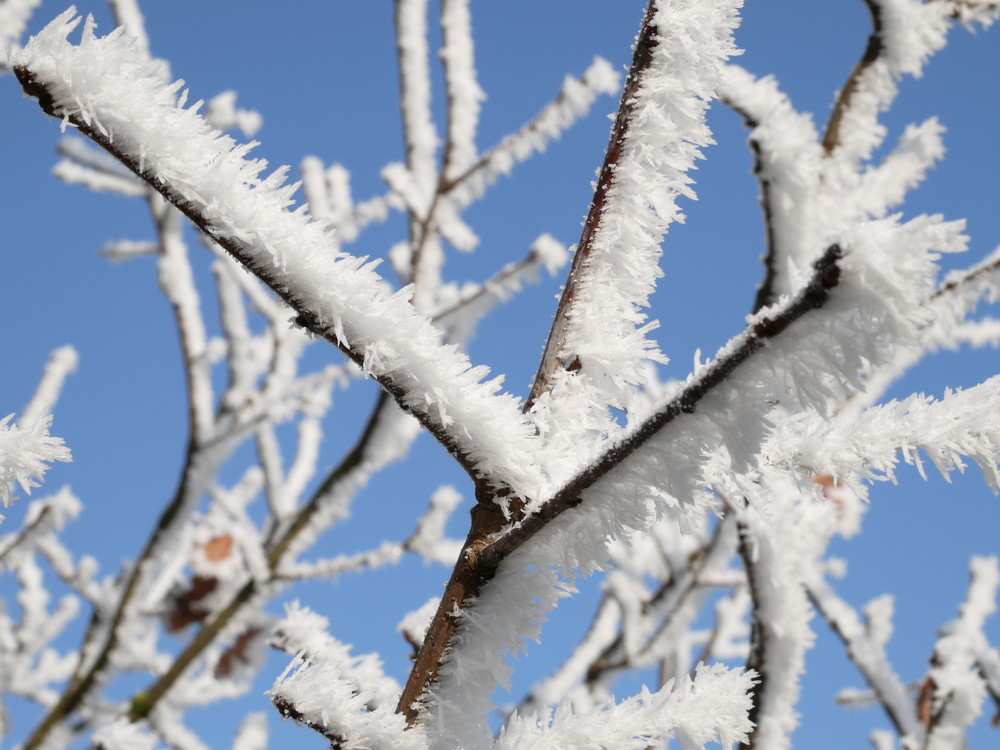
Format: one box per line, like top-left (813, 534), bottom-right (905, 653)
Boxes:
top-left (0, 414), bottom-right (71, 506)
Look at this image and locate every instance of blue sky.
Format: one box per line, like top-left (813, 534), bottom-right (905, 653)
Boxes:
top-left (2, 2), bottom-right (999, 748)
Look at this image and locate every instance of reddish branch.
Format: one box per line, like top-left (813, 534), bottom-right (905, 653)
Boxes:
top-left (822, 0), bottom-right (882, 155)
top-left (524, 0), bottom-right (659, 411)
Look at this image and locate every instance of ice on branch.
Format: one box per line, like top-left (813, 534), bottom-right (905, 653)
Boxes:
top-left (949, 0), bottom-right (1000, 29)
top-left (527, 0), bottom-right (743, 487)
top-left (406, 485), bottom-right (464, 565)
top-left (427, 207), bottom-right (967, 743)
top-left (495, 664), bottom-right (756, 750)
top-left (13, 9), bottom-right (547, 500)
top-left (448, 57), bottom-right (619, 207)
top-left (440, 0), bottom-right (484, 180)
top-left (53, 135), bottom-right (148, 196)
top-left (0, 0), bottom-right (40, 63)
top-left (434, 234), bottom-right (570, 347)
top-left (923, 556), bottom-right (1000, 748)
top-left (765, 375), bottom-right (1000, 496)
top-left (822, 0), bottom-right (950, 166)
top-left (0, 414), bottom-right (71, 506)
top-left (205, 90), bottom-right (261, 138)
top-left (720, 64), bottom-right (952, 311)
top-left (396, 0), bottom-right (438, 203)
top-left (809, 581), bottom-right (918, 739)
top-left (270, 602), bottom-right (425, 750)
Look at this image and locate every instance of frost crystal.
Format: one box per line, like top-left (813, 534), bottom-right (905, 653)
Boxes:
top-left (0, 414), bottom-right (71, 506)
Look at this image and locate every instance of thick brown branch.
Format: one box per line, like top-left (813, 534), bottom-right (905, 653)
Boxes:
top-left (524, 0), bottom-right (659, 410)
top-left (398, 245), bottom-right (843, 722)
top-left (396, 488), bottom-right (510, 724)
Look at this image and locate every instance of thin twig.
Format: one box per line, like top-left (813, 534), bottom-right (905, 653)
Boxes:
top-left (126, 392), bottom-right (393, 723)
top-left (822, 0), bottom-right (882, 155)
top-left (721, 101), bottom-right (780, 314)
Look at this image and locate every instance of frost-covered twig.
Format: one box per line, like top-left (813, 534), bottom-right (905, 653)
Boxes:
top-left (432, 234), bottom-right (570, 346)
top-left (525, 0), bottom-right (664, 411)
top-left (0, 412), bottom-right (72, 509)
top-left (809, 580), bottom-right (919, 740)
top-left (270, 603), bottom-right (426, 750)
top-left (13, 13), bottom-right (547, 500)
top-left (123, 393), bottom-right (417, 724)
top-left (921, 555), bottom-right (999, 749)
top-left (495, 664), bottom-right (756, 750)
top-left (0, 0), bottom-right (40, 66)
top-left (439, 0), bottom-right (483, 183)
top-left (443, 57), bottom-right (620, 207)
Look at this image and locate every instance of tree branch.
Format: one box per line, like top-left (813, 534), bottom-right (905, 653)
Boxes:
top-left (397, 244), bottom-right (843, 722)
top-left (126, 391), bottom-right (396, 723)
top-left (14, 62), bottom-right (514, 489)
top-left (822, 0), bottom-right (882, 155)
top-left (721, 101), bottom-right (781, 314)
top-left (524, 0), bottom-right (659, 411)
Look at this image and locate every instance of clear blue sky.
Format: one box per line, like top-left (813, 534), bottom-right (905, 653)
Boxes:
top-left (2, 2), bottom-right (998, 748)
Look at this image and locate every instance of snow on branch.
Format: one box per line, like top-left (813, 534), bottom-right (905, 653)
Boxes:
top-left (432, 234), bottom-right (570, 347)
top-left (717, 65), bottom-right (824, 312)
top-left (720, 63), bottom-right (950, 312)
top-left (13, 9), bottom-right (546, 499)
top-left (418, 207), bottom-right (966, 740)
top-left (947, 0), bottom-right (1000, 29)
top-left (107, 0), bottom-right (148, 56)
top-left (445, 56), bottom-right (620, 205)
top-left (395, 0), bottom-right (438, 205)
top-left (20, 345), bottom-right (78, 429)
top-left (0, 0), bottom-right (40, 65)
top-left (521, 212), bottom-right (961, 545)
